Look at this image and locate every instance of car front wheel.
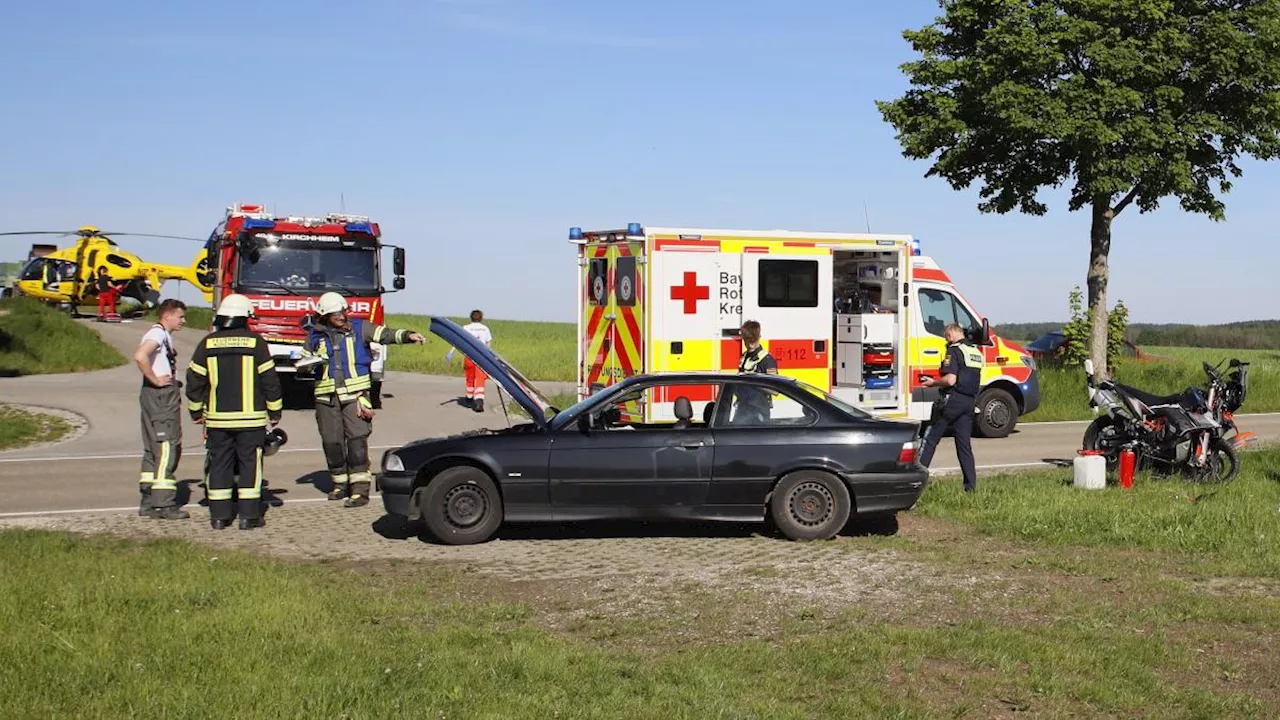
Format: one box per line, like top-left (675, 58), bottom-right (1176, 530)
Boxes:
top-left (420, 466), bottom-right (503, 545)
top-left (769, 470), bottom-right (852, 541)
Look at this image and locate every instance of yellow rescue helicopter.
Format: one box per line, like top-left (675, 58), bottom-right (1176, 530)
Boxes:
top-left (1, 226), bottom-right (213, 314)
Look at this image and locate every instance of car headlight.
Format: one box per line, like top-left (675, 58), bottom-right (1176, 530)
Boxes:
top-left (1021, 355), bottom-right (1036, 369)
top-left (382, 451), bottom-right (404, 473)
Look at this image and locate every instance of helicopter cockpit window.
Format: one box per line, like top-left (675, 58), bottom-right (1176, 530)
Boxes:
top-left (19, 259), bottom-right (47, 282)
top-left (19, 259), bottom-right (76, 283)
top-left (106, 254), bottom-right (132, 269)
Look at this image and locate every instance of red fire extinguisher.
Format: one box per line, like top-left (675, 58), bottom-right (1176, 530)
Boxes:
top-left (1119, 446), bottom-right (1136, 489)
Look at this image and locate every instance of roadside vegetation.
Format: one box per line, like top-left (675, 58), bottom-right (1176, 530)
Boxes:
top-left (4, 451), bottom-right (1278, 716)
top-left (0, 404), bottom-right (74, 450)
top-left (0, 297), bottom-right (124, 376)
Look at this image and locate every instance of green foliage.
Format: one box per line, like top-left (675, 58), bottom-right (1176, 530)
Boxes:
top-left (876, 0), bottom-right (1280, 218)
top-left (1058, 286), bottom-right (1128, 367)
top-left (998, 319), bottom-right (1280, 350)
top-left (0, 297), bottom-right (124, 376)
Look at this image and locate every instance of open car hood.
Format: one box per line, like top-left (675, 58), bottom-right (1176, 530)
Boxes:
top-left (428, 317), bottom-right (555, 427)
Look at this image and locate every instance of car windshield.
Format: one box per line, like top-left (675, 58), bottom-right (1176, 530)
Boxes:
top-left (792, 380), bottom-right (873, 418)
top-left (238, 243), bottom-right (378, 293)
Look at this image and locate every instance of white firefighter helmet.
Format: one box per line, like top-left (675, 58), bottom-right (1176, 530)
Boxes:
top-left (216, 293), bottom-right (255, 318)
top-left (317, 291), bottom-right (347, 316)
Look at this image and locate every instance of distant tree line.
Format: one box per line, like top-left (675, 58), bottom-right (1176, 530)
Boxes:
top-left (994, 320), bottom-right (1280, 350)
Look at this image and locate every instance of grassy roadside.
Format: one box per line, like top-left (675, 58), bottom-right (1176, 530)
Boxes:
top-left (0, 297), bottom-right (124, 375)
top-left (4, 451), bottom-right (1280, 716)
top-left (0, 405), bottom-right (74, 450)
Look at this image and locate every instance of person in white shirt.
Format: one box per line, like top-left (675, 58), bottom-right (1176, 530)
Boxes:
top-left (132, 298), bottom-right (189, 519)
top-left (448, 309), bottom-right (493, 412)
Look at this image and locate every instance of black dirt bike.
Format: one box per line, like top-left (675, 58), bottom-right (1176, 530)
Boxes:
top-left (1080, 357), bottom-right (1251, 483)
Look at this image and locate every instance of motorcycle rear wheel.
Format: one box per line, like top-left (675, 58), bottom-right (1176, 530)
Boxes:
top-left (1082, 417), bottom-right (1123, 471)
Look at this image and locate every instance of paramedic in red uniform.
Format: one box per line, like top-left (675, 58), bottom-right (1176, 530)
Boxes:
top-left (95, 266), bottom-right (122, 320)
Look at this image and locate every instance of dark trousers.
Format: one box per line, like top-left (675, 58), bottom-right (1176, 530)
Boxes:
top-left (919, 393), bottom-right (977, 492)
top-left (205, 428), bottom-right (266, 520)
top-left (315, 397), bottom-right (373, 494)
top-left (139, 383), bottom-right (183, 509)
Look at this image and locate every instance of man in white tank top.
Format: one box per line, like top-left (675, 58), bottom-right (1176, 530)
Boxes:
top-left (133, 299), bottom-right (189, 519)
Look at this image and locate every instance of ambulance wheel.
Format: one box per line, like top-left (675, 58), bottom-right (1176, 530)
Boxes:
top-left (420, 466), bottom-right (503, 545)
top-left (975, 387), bottom-right (1017, 439)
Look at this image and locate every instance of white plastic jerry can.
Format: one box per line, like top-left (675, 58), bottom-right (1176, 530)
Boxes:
top-left (1073, 453), bottom-right (1106, 490)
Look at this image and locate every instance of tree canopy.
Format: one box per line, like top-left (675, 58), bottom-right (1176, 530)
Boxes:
top-left (877, 0), bottom-right (1280, 375)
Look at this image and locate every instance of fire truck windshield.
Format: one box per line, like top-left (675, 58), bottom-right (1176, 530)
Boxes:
top-left (237, 243), bottom-right (378, 294)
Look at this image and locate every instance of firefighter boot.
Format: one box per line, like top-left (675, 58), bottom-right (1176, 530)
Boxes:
top-left (146, 506), bottom-right (190, 520)
top-left (344, 478), bottom-right (371, 508)
top-left (239, 517), bottom-right (265, 530)
top-left (473, 398), bottom-right (484, 413)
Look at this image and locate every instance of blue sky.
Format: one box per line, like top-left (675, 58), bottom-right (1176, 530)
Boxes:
top-left (3, 0), bottom-right (1278, 325)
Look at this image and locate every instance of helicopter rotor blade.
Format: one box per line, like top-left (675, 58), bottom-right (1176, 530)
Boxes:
top-left (0, 231), bottom-right (79, 237)
top-left (95, 232), bottom-right (208, 242)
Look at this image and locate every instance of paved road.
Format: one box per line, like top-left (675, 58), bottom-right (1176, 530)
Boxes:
top-left (3, 316), bottom-right (1279, 517)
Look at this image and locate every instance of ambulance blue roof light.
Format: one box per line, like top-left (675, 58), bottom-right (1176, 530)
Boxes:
top-left (627, 222), bottom-right (643, 236)
top-left (569, 227), bottom-right (584, 240)
top-left (912, 238), bottom-right (922, 256)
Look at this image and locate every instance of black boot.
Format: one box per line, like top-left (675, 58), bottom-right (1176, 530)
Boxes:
top-left (328, 486), bottom-right (347, 501)
top-left (211, 518), bottom-right (230, 530)
top-left (473, 398), bottom-right (484, 413)
top-left (344, 481), bottom-right (371, 508)
top-left (239, 517), bottom-right (265, 530)
top-left (146, 506), bottom-right (190, 520)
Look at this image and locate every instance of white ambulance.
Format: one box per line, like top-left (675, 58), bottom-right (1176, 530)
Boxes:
top-left (572, 224), bottom-right (1040, 438)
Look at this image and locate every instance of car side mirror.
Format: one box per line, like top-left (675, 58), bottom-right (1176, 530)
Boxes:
top-left (393, 247), bottom-right (405, 276)
top-left (980, 318), bottom-right (993, 346)
top-left (393, 276), bottom-right (405, 290)
top-left (576, 414), bottom-right (592, 434)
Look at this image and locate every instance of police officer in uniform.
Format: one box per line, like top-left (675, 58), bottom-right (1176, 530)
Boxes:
top-left (185, 294), bottom-right (284, 530)
top-left (304, 292), bottom-right (425, 507)
top-left (732, 320), bottom-right (778, 424)
top-left (918, 323), bottom-right (984, 492)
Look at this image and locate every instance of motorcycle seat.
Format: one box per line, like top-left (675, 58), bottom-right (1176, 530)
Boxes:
top-left (1115, 383), bottom-right (1185, 408)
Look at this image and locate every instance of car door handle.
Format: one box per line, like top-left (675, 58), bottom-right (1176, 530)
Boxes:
top-left (679, 441), bottom-right (705, 449)
top-left (923, 349), bottom-right (940, 356)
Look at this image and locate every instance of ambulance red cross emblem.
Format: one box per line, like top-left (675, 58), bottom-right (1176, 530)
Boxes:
top-left (670, 271), bottom-right (709, 314)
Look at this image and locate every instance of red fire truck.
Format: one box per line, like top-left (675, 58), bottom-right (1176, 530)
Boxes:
top-left (197, 203), bottom-right (406, 406)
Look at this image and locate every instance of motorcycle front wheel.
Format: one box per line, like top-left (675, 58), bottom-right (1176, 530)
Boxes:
top-left (1186, 436), bottom-right (1240, 484)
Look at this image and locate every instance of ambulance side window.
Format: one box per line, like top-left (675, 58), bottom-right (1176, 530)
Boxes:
top-left (918, 288), bottom-right (978, 337)
top-left (759, 259), bottom-right (818, 308)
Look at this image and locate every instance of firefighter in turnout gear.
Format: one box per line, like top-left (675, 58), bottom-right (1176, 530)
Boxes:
top-left (185, 294), bottom-right (284, 530)
top-left (305, 292), bottom-right (425, 507)
top-left (917, 323), bottom-right (984, 493)
top-left (133, 298), bottom-right (189, 519)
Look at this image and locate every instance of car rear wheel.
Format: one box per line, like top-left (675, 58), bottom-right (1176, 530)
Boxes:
top-left (769, 470), bottom-right (851, 541)
top-left (420, 466), bottom-right (503, 545)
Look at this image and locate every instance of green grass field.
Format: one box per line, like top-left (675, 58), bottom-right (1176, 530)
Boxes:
top-left (0, 404), bottom-right (73, 450)
top-left (4, 449), bottom-right (1278, 717)
top-left (0, 297), bottom-right (125, 376)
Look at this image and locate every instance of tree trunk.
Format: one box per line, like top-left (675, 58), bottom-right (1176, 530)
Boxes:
top-left (1088, 199), bottom-right (1113, 379)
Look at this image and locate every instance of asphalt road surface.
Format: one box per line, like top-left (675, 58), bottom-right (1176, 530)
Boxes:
top-left (3, 317), bottom-right (1279, 518)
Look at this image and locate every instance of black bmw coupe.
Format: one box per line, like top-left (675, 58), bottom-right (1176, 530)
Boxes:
top-left (377, 318), bottom-right (929, 545)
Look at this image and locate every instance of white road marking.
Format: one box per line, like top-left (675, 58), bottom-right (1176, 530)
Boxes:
top-left (0, 494), bottom-right (384, 519)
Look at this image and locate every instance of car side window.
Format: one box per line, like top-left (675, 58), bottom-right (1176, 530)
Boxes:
top-left (721, 382), bottom-right (818, 427)
top-left (595, 382), bottom-right (724, 430)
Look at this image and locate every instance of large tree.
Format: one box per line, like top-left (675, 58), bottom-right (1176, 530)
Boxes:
top-left (877, 0), bottom-right (1280, 378)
